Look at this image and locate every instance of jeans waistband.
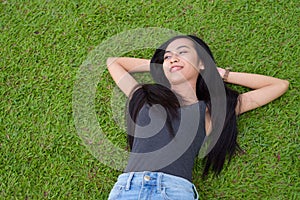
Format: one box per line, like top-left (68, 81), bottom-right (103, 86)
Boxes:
top-left (117, 171), bottom-right (199, 199)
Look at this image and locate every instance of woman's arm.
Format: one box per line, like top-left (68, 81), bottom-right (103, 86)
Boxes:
top-left (106, 57), bottom-right (150, 97)
top-left (218, 68), bottom-right (289, 114)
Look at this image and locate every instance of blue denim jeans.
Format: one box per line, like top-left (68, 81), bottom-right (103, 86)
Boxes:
top-left (108, 171), bottom-right (199, 200)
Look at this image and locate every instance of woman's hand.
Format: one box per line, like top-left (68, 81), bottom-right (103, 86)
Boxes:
top-left (217, 67), bottom-right (226, 79)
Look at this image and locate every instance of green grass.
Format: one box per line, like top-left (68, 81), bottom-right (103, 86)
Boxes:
top-left (1, 0), bottom-right (299, 199)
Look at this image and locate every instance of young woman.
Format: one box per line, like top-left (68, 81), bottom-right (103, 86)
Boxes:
top-left (106, 35), bottom-right (289, 200)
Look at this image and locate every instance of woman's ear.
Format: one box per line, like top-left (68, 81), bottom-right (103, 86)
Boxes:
top-left (198, 60), bottom-right (205, 71)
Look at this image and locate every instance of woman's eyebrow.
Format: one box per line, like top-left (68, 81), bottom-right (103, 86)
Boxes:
top-left (176, 45), bottom-right (191, 50)
top-left (165, 45), bottom-right (191, 53)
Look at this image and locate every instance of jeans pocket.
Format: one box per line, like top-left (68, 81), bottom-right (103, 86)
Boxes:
top-left (108, 185), bottom-right (124, 200)
top-left (161, 186), bottom-right (195, 200)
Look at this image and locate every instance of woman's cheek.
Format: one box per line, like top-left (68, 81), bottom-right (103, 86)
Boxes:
top-left (162, 65), bottom-right (170, 76)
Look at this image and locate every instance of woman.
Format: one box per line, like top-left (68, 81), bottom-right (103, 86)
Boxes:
top-left (106, 35), bottom-right (289, 200)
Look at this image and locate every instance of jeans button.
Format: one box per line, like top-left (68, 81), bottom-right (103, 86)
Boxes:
top-left (144, 175), bottom-right (151, 181)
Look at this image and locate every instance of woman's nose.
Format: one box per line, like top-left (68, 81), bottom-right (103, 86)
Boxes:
top-left (170, 54), bottom-right (179, 64)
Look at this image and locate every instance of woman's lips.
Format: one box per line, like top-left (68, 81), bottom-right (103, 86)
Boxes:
top-left (170, 65), bottom-right (183, 73)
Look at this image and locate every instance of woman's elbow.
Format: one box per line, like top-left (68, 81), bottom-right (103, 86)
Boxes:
top-left (280, 79), bottom-right (289, 94)
top-left (106, 57), bottom-right (117, 67)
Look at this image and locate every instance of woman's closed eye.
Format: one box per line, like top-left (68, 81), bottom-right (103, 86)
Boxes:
top-left (164, 51), bottom-right (188, 60)
top-left (164, 54), bottom-right (171, 60)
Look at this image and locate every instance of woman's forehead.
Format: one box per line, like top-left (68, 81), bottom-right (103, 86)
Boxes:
top-left (165, 38), bottom-right (194, 51)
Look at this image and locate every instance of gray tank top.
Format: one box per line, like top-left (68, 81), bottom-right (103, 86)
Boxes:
top-left (125, 101), bottom-right (206, 182)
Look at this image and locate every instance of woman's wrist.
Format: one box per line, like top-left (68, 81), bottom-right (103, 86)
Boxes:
top-left (217, 67), bottom-right (230, 81)
top-left (223, 68), bottom-right (230, 82)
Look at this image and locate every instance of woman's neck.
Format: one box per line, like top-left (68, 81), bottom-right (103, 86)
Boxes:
top-left (171, 82), bottom-right (198, 106)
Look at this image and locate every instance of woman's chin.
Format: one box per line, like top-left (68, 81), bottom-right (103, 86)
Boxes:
top-left (168, 77), bottom-right (187, 86)
top-left (167, 74), bottom-right (197, 87)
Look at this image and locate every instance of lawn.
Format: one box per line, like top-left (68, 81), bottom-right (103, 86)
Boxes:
top-left (1, 0), bottom-right (299, 199)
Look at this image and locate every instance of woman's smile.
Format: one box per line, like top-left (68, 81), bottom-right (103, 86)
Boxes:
top-left (170, 65), bottom-right (184, 73)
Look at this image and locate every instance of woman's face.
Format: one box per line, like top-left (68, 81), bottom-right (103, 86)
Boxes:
top-left (163, 38), bottom-right (204, 87)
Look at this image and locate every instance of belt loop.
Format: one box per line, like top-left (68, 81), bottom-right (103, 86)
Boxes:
top-left (157, 172), bottom-right (162, 192)
top-left (125, 172), bottom-right (134, 191)
top-left (192, 184), bottom-right (199, 200)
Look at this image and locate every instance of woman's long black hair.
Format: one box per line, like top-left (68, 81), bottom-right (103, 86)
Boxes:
top-left (127, 35), bottom-right (241, 177)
